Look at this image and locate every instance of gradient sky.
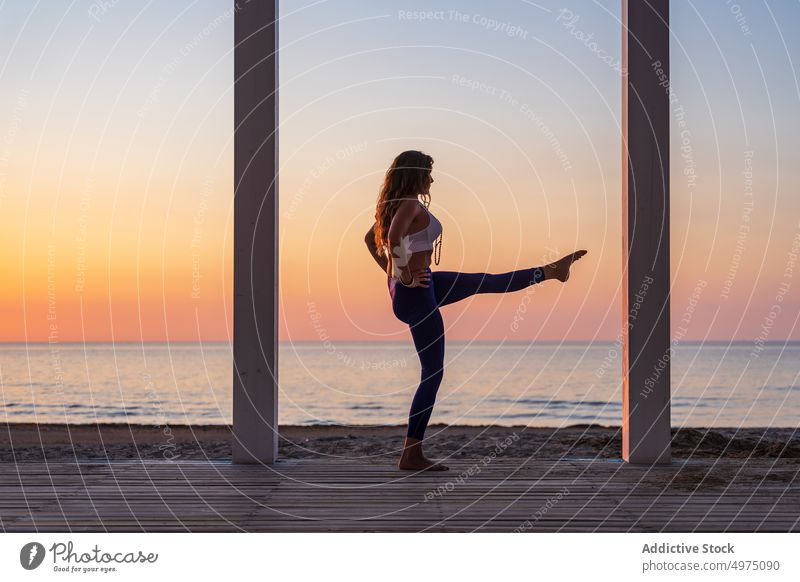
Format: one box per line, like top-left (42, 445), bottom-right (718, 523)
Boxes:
top-left (1, 0), bottom-right (799, 343)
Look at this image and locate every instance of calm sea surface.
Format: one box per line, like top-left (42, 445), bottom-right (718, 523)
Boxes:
top-left (1, 342), bottom-right (798, 427)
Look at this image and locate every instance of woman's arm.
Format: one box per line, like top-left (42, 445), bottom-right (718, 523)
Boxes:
top-left (386, 200), bottom-right (419, 283)
top-left (364, 224), bottom-right (389, 274)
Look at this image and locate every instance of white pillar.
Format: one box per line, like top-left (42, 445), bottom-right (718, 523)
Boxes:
top-left (233, 0), bottom-right (279, 464)
top-left (621, 0), bottom-right (672, 464)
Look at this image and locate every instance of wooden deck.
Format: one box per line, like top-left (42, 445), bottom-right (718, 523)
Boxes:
top-left (1, 457), bottom-right (798, 532)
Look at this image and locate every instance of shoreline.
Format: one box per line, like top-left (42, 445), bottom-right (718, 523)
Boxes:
top-left (2, 422), bottom-right (798, 462)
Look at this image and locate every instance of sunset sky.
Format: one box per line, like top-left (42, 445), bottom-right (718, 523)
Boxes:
top-left (1, 0), bottom-right (799, 343)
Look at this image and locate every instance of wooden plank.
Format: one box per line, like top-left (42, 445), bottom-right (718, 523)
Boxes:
top-left (1, 459), bottom-right (798, 532)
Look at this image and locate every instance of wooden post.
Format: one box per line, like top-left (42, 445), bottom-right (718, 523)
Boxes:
top-left (233, 0), bottom-right (279, 464)
top-left (621, 0), bottom-right (671, 464)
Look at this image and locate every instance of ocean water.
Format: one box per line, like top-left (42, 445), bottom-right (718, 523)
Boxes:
top-left (0, 342), bottom-right (798, 427)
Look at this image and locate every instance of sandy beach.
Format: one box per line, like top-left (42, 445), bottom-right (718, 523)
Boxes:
top-left (1, 423), bottom-right (798, 463)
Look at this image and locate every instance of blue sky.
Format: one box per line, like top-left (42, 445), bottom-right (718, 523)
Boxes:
top-left (1, 0), bottom-right (799, 342)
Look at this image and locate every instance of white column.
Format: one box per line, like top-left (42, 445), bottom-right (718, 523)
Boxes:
top-left (621, 0), bottom-right (672, 464)
top-left (233, 0), bottom-right (279, 464)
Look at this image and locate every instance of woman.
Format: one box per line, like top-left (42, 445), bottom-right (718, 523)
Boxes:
top-left (364, 150), bottom-right (588, 471)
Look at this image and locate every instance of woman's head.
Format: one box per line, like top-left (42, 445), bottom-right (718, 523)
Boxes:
top-left (373, 150), bottom-right (434, 255)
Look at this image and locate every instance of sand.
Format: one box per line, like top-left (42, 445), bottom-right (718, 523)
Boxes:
top-left (1, 423), bottom-right (798, 463)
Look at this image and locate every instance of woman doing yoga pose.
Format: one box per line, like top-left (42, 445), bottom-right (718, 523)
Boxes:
top-left (364, 150), bottom-right (588, 471)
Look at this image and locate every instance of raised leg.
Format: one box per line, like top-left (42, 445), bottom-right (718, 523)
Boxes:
top-left (432, 267), bottom-right (545, 308)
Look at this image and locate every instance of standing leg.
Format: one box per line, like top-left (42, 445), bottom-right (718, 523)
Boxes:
top-left (392, 281), bottom-right (449, 471)
top-left (433, 266), bottom-right (546, 308)
top-left (405, 307), bottom-right (446, 440)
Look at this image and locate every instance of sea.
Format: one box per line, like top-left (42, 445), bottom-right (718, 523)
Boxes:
top-left (1, 341), bottom-right (798, 428)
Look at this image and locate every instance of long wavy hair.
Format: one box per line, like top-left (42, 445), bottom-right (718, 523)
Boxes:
top-left (373, 150), bottom-right (434, 258)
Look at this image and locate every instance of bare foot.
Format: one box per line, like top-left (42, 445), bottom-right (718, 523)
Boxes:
top-left (544, 250), bottom-right (588, 282)
top-left (397, 456), bottom-right (450, 471)
top-left (397, 436), bottom-right (450, 471)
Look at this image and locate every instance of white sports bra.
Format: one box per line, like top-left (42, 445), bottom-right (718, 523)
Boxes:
top-left (382, 202), bottom-right (442, 254)
top-left (406, 203), bottom-right (442, 252)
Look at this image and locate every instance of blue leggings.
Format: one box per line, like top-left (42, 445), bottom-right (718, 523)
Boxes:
top-left (388, 266), bottom-right (546, 440)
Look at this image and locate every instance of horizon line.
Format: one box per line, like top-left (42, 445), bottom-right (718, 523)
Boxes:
top-left (3, 339), bottom-right (799, 345)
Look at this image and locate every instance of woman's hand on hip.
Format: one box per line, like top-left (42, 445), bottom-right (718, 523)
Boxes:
top-left (401, 268), bottom-right (431, 288)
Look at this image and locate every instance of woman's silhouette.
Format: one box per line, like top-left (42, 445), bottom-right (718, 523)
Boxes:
top-left (364, 150), bottom-right (587, 471)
